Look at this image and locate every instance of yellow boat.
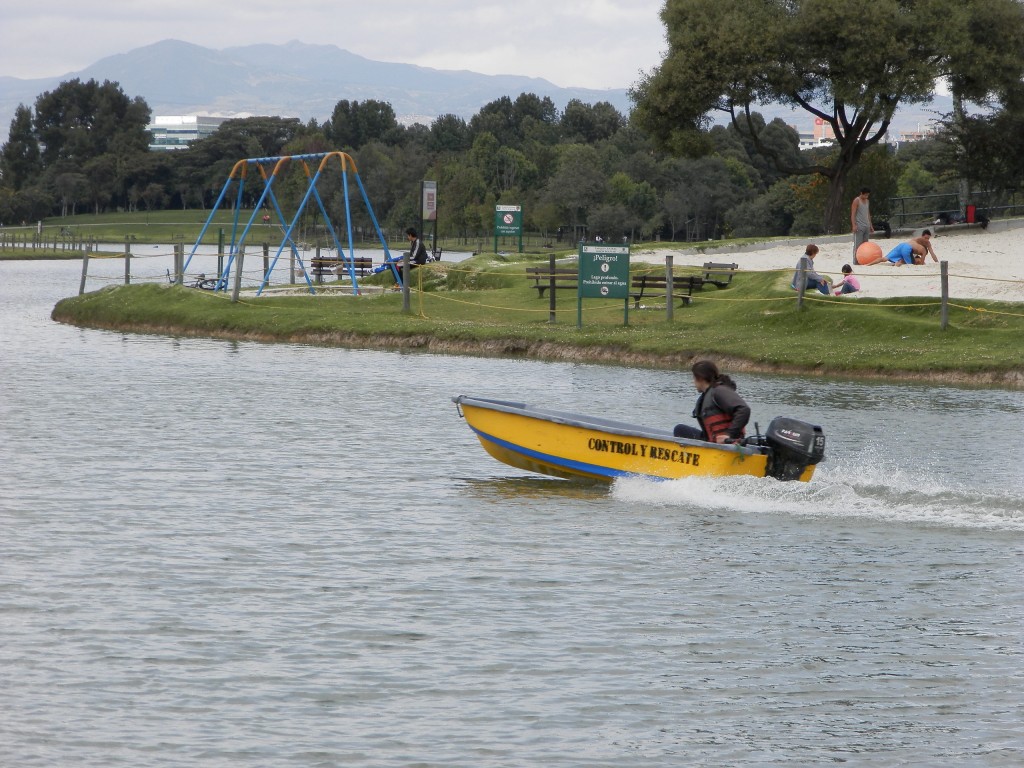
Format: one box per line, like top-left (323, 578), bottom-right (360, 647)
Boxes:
top-left (453, 395), bottom-right (825, 483)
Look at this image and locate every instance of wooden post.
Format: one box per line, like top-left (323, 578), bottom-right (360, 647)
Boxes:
top-left (289, 249), bottom-right (296, 285)
top-left (796, 261), bottom-right (807, 310)
top-left (401, 251), bottom-right (411, 313)
top-left (124, 236), bottom-right (131, 285)
top-left (665, 253), bottom-right (675, 322)
top-left (79, 245), bottom-right (91, 295)
top-left (940, 260), bottom-right (949, 330)
top-left (174, 242), bottom-right (184, 285)
top-left (217, 228), bottom-right (225, 283)
top-left (314, 244), bottom-right (322, 283)
top-left (548, 252), bottom-right (557, 323)
top-left (232, 247), bottom-right (244, 302)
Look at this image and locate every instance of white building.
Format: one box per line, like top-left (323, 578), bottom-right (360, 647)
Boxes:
top-left (147, 115), bottom-right (228, 151)
top-left (796, 118), bottom-right (836, 151)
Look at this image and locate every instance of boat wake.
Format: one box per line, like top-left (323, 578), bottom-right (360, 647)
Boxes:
top-left (612, 460), bottom-right (1024, 532)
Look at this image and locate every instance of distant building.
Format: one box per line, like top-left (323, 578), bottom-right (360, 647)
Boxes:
top-left (895, 127), bottom-right (936, 144)
top-left (147, 115), bottom-right (228, 151)
top-left (795, 117), bottom-right (835, 150)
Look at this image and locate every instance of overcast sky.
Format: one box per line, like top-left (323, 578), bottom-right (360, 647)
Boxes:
top-left (1, 1), bottom-right (667, 90)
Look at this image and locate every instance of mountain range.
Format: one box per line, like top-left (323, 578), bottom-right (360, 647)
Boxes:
top-left (0, 39), bottom-right (632, 140)
top-left (0, 39), bottom-right (950, 146)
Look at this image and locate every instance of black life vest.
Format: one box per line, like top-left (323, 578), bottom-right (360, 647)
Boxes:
top-left (698, 386), bottom-right (745, 442)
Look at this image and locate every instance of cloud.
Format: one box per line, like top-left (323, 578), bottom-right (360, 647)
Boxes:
top-left (0, 0), bottom-right (665, 89)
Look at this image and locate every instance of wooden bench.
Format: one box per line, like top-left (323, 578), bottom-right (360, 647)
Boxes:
top-left (526, 266), bottom-right (578, 297)
top-left (701, 262), bottom-right (738, 288)
top-left (630, 274), bottom-right (703, 309)
top-left (310, 255), bottom-right (373, 280)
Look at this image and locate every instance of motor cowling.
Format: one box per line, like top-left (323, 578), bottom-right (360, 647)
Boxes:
top-left (764, 417), bottom-right (826, 481)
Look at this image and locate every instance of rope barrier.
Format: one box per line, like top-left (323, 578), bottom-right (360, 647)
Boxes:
top-left (401, 286), bottom-right (635, 315)
top-left (79, 251), bottom-right (1024, 323)
top-left (947, 302), bottom-right (1024, 318)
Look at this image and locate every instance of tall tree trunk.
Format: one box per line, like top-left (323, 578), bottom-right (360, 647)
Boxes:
top-left (952, 90), bottom-right (971, 209)
top-left (822, 137), bottom-right (866, 234)
top-left (823, 174), bottom-right (848, 236)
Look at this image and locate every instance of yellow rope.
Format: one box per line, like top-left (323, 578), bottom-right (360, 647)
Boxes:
top-left (947, 273), bottom-right (1024, 284)
top-left (84, 254), bottom-right (1024, 318)
top-left (947, 302), bottom-right (1024, 318)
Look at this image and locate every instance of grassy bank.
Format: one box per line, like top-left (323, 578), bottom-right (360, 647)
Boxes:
top-left (2, 210), bottom-right (567, 253)
top-left (51, 258), bottom-right (1024, 388)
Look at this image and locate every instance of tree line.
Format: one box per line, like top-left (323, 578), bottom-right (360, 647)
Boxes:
top-left (3, 0), bottom-right (1024, 242)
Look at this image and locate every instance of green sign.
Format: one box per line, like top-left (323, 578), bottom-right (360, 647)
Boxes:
top-left (494, 205), bottom-right (522, 236)
top-left (494, 204), bottom-right (523, 253)
top-left (579, 244), bottom-right (630, 299)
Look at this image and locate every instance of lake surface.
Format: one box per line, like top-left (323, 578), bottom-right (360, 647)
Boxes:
top-left (1, 255), bottom-right (1022, 767)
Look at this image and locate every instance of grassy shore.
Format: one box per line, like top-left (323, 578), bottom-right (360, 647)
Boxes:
top-left (0, 209), bottom-right (555, 255)
top-left (51, 255), bottom-right (1024, 389)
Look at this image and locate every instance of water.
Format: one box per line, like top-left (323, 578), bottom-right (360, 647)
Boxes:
top-left (1, 256), bottom-right (1022, 767)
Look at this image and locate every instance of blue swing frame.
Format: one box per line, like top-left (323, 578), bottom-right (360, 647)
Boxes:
top-left (184, 152), bottom-right (397, 295)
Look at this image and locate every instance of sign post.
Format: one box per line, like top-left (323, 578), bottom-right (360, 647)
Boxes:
top-left (421, 180), bottom-right (438, 257)
top-left (494, 204), bottom-right (523, 253)
top-left (578, 243), bottom-right (630, 328)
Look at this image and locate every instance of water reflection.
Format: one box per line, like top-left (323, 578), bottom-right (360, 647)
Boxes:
top-left (457, 476), bottom-right (608, 502)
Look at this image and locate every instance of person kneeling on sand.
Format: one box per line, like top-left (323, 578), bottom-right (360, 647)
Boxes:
top-left (833, 264), bottom-right (860, 295)
top-left (885, 239), bottom-right (928, 266)
top-left (909, 229), bottom-right (939, 263)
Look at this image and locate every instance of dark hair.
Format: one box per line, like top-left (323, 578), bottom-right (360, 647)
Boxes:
top-left (922, 228), bottom-right (932, 236)
top-left (691, 360), bottom-right (737, 390)
top-left (805, 244), bottom-right (819, 256)
top-left (405, 227), bottom-right (418, 237)
top-left (860, 187), bottom-right (871, 195)
top-left (842, 263), bottom-right (853, 274)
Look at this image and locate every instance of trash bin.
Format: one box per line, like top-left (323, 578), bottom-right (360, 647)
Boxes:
top-left (966, 204), bottom-right (976, 223)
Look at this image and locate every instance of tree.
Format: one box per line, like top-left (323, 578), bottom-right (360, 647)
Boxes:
top-left (726, 179), bottom-right (797, 238)
top-left (632, 0), bottom-right (1024, 232)
top-left (543, 144), bottom-right (607, 234)
top-left (937, 81), bottom-right (1024, 196)
top-left (561, 99), bottom-right (624, 143)
top-left (897, 160), bottom-right (939, 198)
top-left (0, 105), bottom-right (42, 190)
top-left (429, 114), bottom-right (471, 153)
top-left (325, 100), bottom-right (398, 149)
top-left (607, 172), bottom-right (659, 241)
top-left (468, 93), bottom-right (558, 149)
top-left (33, 79), bottom-right (149, 167)
top-left (54, 171), bottom-right (89, 217)
top-left (660, 156), bottom-right (754, 240)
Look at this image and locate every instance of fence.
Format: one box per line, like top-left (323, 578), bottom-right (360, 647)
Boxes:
top-left (0, 230), bottom-right (99, 254)
top-left (888, 190), bottom-right (1023, 230)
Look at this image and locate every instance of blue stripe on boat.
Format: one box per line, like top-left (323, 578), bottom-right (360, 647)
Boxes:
top-left (469, 425), bottom-right (629, 479)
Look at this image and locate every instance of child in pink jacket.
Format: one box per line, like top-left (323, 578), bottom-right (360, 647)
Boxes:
top-left (833, 264), bottom-right (861, 295)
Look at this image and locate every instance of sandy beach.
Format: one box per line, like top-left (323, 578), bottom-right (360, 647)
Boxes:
top-left (635, 223), bottom-right (1024, 303)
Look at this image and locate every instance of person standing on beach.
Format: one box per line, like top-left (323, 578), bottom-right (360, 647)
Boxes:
top-left (851, 188), bottom-right (873, 259)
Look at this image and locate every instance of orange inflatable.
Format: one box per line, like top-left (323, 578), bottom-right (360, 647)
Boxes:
top-left (855, 241), bottom-right (884, 265)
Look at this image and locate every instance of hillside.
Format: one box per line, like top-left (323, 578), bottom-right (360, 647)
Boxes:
top-left (0, 39), bottom-right (632, 139)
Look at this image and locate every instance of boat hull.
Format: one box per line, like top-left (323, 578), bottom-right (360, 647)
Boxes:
top-left (454, 395), bottom-right (816, 482)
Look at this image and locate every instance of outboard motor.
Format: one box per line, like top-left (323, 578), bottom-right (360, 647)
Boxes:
top-left (764, 417), bottom-right (826, 481)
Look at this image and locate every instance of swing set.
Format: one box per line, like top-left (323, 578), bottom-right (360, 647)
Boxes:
top-left (184, 151), bottom-right (400, 296)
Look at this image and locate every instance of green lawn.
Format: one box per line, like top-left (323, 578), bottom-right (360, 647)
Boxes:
top-left (51, 256), bottom-right (1024, 386)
